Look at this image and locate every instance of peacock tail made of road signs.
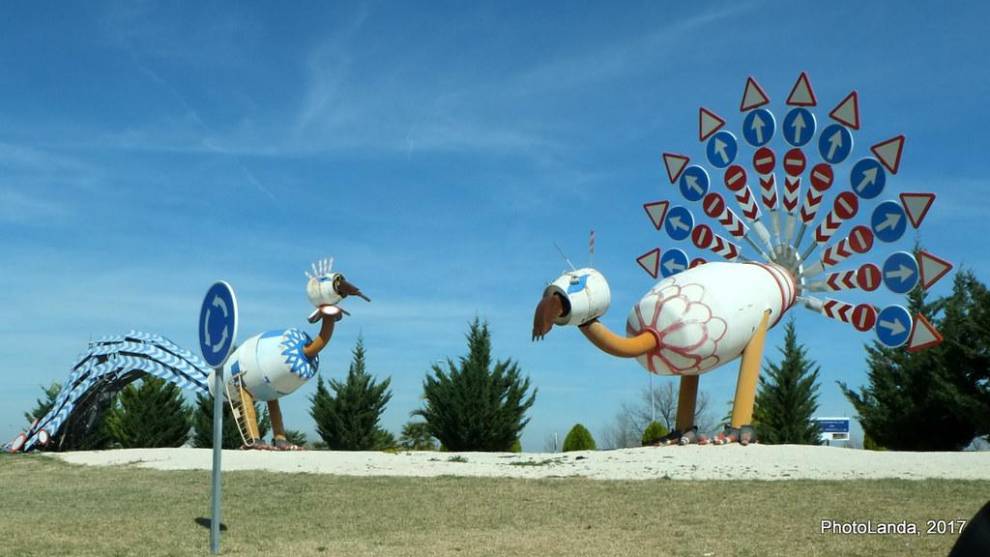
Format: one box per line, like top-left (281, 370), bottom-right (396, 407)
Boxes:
top-left (7, 331), bottom-right (213, 453)
top-left (637, 73), bottom-right (952, 359)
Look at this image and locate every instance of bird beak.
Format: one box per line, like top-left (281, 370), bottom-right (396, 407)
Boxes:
top-left (532, 292), bottom-right (565, 342)
top-left (338, 277), bottom-right (371, 302)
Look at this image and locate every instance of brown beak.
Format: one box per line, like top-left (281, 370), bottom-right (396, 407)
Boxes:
top-left (337, 278), bottom-right (371, 302)
top-left (532, 292), bottom-right (565, 342)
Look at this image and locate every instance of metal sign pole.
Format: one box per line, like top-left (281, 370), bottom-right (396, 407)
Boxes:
top-left (210, 367), bottom-right (224, 554)
top-left (199, 280), bottom-right (238, 556)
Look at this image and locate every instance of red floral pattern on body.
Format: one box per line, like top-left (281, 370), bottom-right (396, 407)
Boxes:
top-left (626, 281), bottom-right (727, 375)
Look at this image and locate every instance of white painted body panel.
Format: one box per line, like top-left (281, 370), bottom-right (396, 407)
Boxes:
top-left (208, 328), bottom-right (319, 402)
top-left (626, 262), bottom-right (795, 376)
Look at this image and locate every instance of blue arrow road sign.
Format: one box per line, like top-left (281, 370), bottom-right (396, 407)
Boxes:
top-left (678, 165), bottom-right (710, 202)
top-left (742, 108), bottom-right (775, 147)
top-left (706, 130), bottom-right (738, 168)
top-left (665, 205), bottom-right (694, 242)
top-left (660, 248), bottom-right (689, 277)
top-left (850, 158), bottom-right (887, 199)
top-left (782, 107), bottom-right (816, 147)
top-left (871, 200), bottom-right (907, 243)
top-left (199, 281), bottom-right (239, 367)
top-left (818, 124), bottom-right (853, 164)
top-left (875, 305), bottom-right (913, 348)
top-left (882, 251), bottom-right (919, 294)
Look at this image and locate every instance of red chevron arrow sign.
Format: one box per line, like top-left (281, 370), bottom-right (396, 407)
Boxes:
top-left (759, 175), bottom-right (778, 209)
top-left (783, 176), bottom-right (801, 211)
top-left (825, 270), bottom-right (858, 291)
top-left (814, 192), bottom-right (859, 243)
top-left (703, 192), bottom-right (747, 238)
top-left (823, 299), bottom-right (854, 322)
top-left (736, 186), bottom-right (761, 220)
top-left (800, 187), bottom-right (825, 224)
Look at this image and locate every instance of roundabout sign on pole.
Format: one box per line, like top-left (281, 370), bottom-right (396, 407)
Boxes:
top-left (199, 281), bottom-right (239, 555)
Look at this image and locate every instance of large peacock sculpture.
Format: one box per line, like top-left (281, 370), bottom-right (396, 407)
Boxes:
top-left (533, 73), bottom-right (953, 446)
top-left (9, 258), bottom-right (368, 452)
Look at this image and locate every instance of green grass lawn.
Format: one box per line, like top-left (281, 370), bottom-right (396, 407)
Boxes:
top-left (0, 453), bottom-right (985, 556)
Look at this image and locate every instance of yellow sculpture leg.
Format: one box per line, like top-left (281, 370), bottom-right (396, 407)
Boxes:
top-left (675, 374), bottom-right (699, 432)
top-left (730, 310), bottom-right (771, 429)
top-left (240, 389), bottom-right (261, 442)
top-left (267, 400), bottom-right (287, 442)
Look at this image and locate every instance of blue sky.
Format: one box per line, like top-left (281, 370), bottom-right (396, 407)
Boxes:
top-left (2, 2), bottom-right (989, 450)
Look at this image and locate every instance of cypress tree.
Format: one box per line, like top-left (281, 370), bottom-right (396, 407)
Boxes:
top-left (414, 318), bottom-right (536, 451)
top-left (309, 337), bottom-right (393, 450)
top-left (753, 319), bottom-right (822, 444)
top-left (25, 381), bottom-right (62, 425)
top-left (105, 376), bottom-right (191, 448)
top-left (840, 271), bottom-right (990, 450)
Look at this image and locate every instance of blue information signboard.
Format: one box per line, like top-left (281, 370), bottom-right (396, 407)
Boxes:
top-left (742, 108), bottom-right (775, 147)
top-left (199, 281), bottom-right (239, 367)
top-left (818, 124), bottom-right (853, 164)
top-left (678, 165), bottom-right (710, 202)
top-left (706, 130), bottom-right (738, 168)
top-left (782, 107), bottom-right (816, 147)
top-left (665, 206), bottom-right (694, 242)
top-left (816, 418), bottom-right (850, 433)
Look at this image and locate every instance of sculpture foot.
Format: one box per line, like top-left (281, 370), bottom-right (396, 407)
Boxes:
top-left (712, 425), bottom-right (757, 445)
top-left (274, 438), bottom-right (304, 451)
top-left (678, 426), bottom-right (706, 445)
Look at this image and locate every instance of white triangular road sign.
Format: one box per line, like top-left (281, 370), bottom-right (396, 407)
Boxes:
top-left (907, 314), bottom-right (943, 352)
top-left (637, 248), bottom-right (661, 279)
top-left (829, 91), bottom-right (860, 129)
top-left (740, 76), bottom-right (770, 111)
top-left (899, 193), bottom-right (935, 228)
top-left (643, 201), bottom-right (669, 230)
top-left (871, 135), bottom-right (906, 174)
top-left (699, 107), bottom-right (725, 141)
top-left (786, 72), bottom-right (817, 106)
top-left (917, 250), bottom-right (953, 290)
top-left (662, 153), bottom-right (689, 183)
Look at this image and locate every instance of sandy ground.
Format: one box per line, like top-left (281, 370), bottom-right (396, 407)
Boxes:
top-left (50, 445), bottom-right (990, 481)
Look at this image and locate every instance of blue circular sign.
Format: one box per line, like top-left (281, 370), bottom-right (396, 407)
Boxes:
top-left (871, 201), bottom-right (907, 243)
top-left (875, 305), bottom-right (913, 348)
top-left (660, 248), bottom-right (689, 278)
top-left (742, 108), bottom-right (775, 147)
top-left (199, 281), bottom-right (239, 367)
top-left (678, 165), bottom-right (710, 202)
top-left (782, 108), bottom-right (816, 147)
top-left (664, 205), bottom-right (694, 242)
top-left (882, 251), bottom-right (919, 294)
top-left (706, 130), bottom-right (738, 168)
top-left (850, 158), bottom-right (887, 199)
top-left (818, 124), bottom-right (854, 164)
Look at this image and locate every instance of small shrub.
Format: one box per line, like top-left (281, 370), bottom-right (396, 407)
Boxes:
top-left (562, 424), bottom-right (596, 452)
top-left (510, 439), bottom-right (522, 453)
top-left (641, 421), bottom-right (669, 446)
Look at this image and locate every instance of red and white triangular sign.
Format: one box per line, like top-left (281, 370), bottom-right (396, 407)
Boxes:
top-left (829, 91), bottom-right (861, 129)
top-left (871, 135), bottom-right (906, 174)
top-left (907, 314), bottom-right (943, 352)
top-left (662, 153), bottom-right (690, 183)
top-left (916, 250), bottom-right (953, 290)
top-left (740, 76), bottom-right (770, 111)
top-left (637, 248), bottom-right (661, 279)
top-left (643, 201), bottom-right (669, 230)
top-left (699, 107), bottom-right (726, 141)
top-left (786, 72), bottom-right (817, 106)
top-left (899, 193), bottom-right (935, 228)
